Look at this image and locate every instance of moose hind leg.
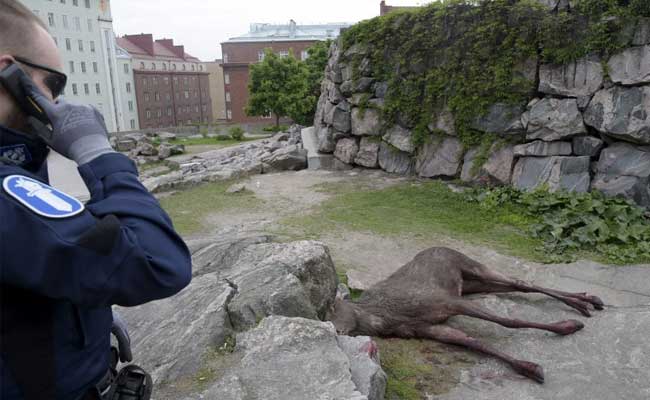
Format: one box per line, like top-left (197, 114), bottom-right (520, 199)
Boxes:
top-left (460, 263), bottom-right (603, 316)
top-left (451, 299), bottom-right (584, 336)
top-left (422, 324), bottom-right (545, 384)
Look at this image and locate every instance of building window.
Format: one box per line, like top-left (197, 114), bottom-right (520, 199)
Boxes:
top-left (224, 74), bottom-right (230, 85)
top-left (84, 83), bottom-right (89, 95)
top-left (202, 105), bottom-right (207, 112)
top-left (87, 19), bottom-right (93, 32)
top-left (62, 15), bottom-right (69, 29)
top-left (191, 65), bottom-right (195, 71)
top-left (73, 0), bottom-right (78, 6)
top-left (69, 61), bottom-right (75, 74)
top-left (78, 40), bottom-right (84, 52)
top-left (60, 0), bottom-right (65, 4)
top-left (140, 62), bottom-right (145, 69)
top-left (95, 83), bottom-right (100, 94)
top-left (47, 13), bottom-right (55, 27)
top-left (165, 93), bottom-right (170, 101)
top-left (155, 92), bottom-right (160, 101)
top-left (225, 92), bottom-right (231, 102)
top-left (81, 62), bottom-right (86, 73)
top-left (164, 77), bottom-right (169, 85)
top-left (130, 119), bottom-right (135, 129)
top-left (74, 16), bottom-right (81, 31)
top-left (142, 78), bottom-right (147, 86)
top-left (199, 65), bottom-right (203, 71)
top-left (223, 53), bottom-right (229, 63)
top-left (53, 36), bottom-right (58, 46)
top-left (124, 64), bottom-right (129, 74)
top-left (93, 62), bottom-right (98, 73)
top-left (227, 110), bottom-right (232, 120)
top-left (195, 105), bottom-right (199, 113)
top-left (172, 64), bottom-right (177, 71)
top-left (144, 93), bottom-right (150, 102)
top-left (182, 64), bottom-right (186, 71)
top-left (66, 38), bottom-right (71, 51)
top-left (128, 101), bottom-right (133, 111)
top-left (167, 107), bottom-right (172, 116)
top-left (126, 82), bottom-right (131, 93)
top-left (72, 83), bottom-right (78, 95)
top-left (152, 63), bottom-right (156, 70)
top-left (162, 63), bottom-right (167, 71)
top-left (85, 0), bottom-right (90, 8)
top-left (90, 41), bottom-right (95, 53)
top-left (278, 51), bottom-right (289, 58)
top-left (194, 91), bottom-right (198, 98)
top-left (184, 91), bottom-right (189, 99)
top-left (146, 109), bottom-right (151, 119)
top-left (301, 50), bottom-right (309, 61)
top-left (153, 77), bottom-right (158, 85)
top-left (157, 109), bottom-right (162, 117)
top-left (184, 77), bottom-right (189, 85)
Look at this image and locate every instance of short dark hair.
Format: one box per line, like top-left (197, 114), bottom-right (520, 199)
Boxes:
top-left (0, 0), bottom-right (49, 58)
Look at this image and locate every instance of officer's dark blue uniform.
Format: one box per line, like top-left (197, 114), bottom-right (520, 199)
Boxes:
top-left (0, 123), bottom-right (192, 399)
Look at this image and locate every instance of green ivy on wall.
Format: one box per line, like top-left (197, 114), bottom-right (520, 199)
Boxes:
top-left (339, 0), bottom-right (646, 149)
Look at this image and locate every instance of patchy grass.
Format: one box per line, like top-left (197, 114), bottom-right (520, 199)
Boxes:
top-left (376, 338), bottom-right (477, 399)
top-left (159, 181), bottom-right (262, 236)
top-left (170, 136), bottom-right (269, 147)
top-left (283, 180), bottom-right (551, 262)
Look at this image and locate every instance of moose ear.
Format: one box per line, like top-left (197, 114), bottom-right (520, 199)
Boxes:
top-left (336, 284), bottom-right (351, 301)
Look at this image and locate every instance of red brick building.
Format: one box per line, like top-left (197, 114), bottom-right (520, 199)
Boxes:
top-left (380, 1), bottom-right (419, 16)
top-left (117, 34), bottom-right (213, 129)
top-left (221, 21), bottom-right (350, 124)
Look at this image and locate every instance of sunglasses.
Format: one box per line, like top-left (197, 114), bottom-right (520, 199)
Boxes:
top-left (13, 56), bottom-right (68, 99)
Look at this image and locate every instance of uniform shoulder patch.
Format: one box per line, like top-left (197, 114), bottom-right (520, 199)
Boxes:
top-left (2, 175), bottom-right (85, 219)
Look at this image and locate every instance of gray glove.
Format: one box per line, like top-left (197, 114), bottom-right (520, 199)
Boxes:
top-left (111, 311), bottom-right (133, 363)
top-left (21, 74), bottom-right (115, 165)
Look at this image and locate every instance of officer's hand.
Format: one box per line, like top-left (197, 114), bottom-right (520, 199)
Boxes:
top-left (20, 73), bottom-right (115, 165)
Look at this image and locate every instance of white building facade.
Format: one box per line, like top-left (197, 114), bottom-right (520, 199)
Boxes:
top-left (20, 0), bottom-right (138, 132)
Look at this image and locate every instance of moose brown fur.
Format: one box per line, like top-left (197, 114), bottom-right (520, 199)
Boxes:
top-left (327, 247), bottom-right (604, 383)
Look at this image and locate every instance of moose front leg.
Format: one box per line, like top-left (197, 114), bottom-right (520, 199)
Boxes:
top-left (421, 324), bottom-right (545, 383)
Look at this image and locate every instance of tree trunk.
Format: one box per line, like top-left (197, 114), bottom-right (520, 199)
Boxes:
top-left (275, 113), bottom-right (280, 128)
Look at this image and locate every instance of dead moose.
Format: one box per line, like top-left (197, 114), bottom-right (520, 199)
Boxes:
top-left (326, 247), bottom-right (604, 383)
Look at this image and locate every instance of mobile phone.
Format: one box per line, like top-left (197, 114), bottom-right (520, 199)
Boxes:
top-left (0, 63), bottom-right (52, 127)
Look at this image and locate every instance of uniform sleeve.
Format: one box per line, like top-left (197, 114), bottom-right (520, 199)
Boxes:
top-left (0, 153), bottom-right (192, 308)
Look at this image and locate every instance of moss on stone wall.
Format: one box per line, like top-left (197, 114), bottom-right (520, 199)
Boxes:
top-left (340, 0), bottom-right (645, 148)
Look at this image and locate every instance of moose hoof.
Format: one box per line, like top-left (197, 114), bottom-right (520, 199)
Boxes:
top-left (514, 360), bottom-right (544, 384)
top-left (554, 320), bottom-right (584, 336)
top-left (587, 295), bottom-right (605, 310)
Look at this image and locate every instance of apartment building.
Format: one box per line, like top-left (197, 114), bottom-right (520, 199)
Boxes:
top-left (21, 0), bottom-right (138, 132)
top-left (221, 20), bottom-right (351, 124)
top-left (205, 60), bottom-right (227, 121)
top-left (117, 34), bottom-right (213, 129)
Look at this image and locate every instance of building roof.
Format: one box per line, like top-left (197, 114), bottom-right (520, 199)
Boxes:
top-left (223, 20), bottom-right (352, 44)
top-left (117, 34), bottom-right (201, 62)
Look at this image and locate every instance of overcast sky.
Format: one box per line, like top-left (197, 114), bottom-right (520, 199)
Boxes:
top-left (110, 0), bottom-right (429, 61)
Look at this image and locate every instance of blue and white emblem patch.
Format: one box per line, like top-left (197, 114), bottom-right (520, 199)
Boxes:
top-left (3, 175), bottom-right (85, 219)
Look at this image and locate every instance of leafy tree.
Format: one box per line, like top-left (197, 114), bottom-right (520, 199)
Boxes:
top-left (246, 41), bottom-right (332, 127)
top-left (246, 49), bottom-right (313, 127)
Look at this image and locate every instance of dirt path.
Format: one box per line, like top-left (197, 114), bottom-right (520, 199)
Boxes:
top-left (189, 168), bottom-right (650, 400)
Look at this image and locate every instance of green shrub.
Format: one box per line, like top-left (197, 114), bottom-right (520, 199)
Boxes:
top-left (229, 126), bottom-right (245, 141)
top-left (263, 124), bottom-right (289, 133)
top-left (470, 187), bottom-right (650, 263)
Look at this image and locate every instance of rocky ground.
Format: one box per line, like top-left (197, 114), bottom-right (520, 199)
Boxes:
top-left (115, 145), bottom-right (650, 400)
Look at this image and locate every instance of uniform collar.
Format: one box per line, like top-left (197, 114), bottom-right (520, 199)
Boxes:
top-left (0, 123), bottom-right (50, 181)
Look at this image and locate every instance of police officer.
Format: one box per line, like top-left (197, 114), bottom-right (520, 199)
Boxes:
top-left (0, 1), bottom-right (192, 399)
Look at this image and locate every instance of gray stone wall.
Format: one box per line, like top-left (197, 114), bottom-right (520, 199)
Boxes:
top-left (313, 19), bottom-right (650, 208)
